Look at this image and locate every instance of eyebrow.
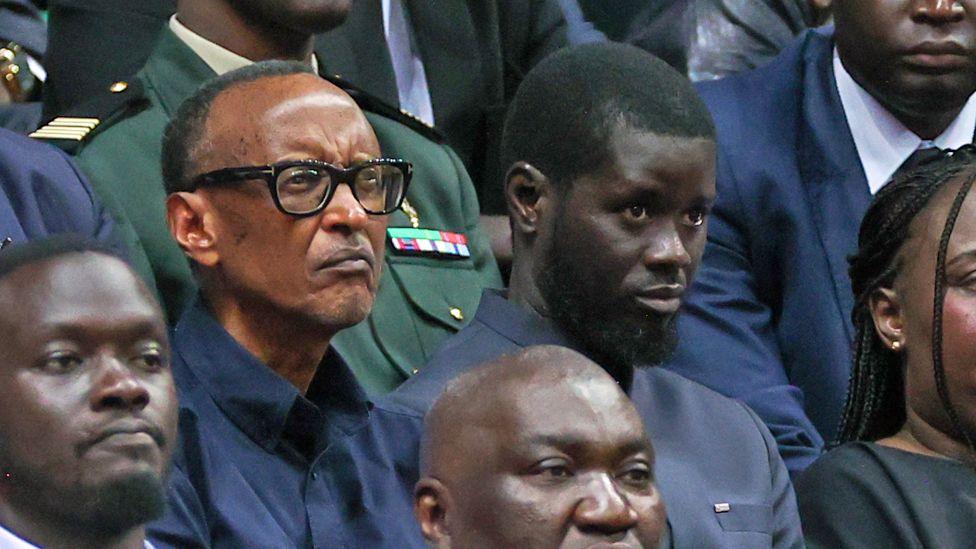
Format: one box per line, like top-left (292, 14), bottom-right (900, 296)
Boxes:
top-left (37, 317), bottom-right (166, 343)
top-left (946, 248), bottom-right (976, 271)
top-left (524, 433), bottom-right (653, 458)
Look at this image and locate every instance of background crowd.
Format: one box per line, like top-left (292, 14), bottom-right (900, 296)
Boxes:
top-left (1, 0), bottom-right (975, 548)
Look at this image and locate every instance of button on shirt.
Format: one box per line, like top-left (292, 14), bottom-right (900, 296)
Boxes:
top-left (147, 297), bottom-right (423, 548)
top-left (834, 47), bottom-right (976, 194)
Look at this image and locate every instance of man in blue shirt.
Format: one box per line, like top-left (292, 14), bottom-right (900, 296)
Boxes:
top-left (382, 43), bottom-right (802, 547)
top-left (147, 62), bottom-right (423, 548)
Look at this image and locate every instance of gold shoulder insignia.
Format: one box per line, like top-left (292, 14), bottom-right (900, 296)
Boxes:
top-left (30, 117), bottom-right (101, 141)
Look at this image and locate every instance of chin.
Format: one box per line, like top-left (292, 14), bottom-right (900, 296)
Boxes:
top-left (307, 291), bottom-right (374, 329)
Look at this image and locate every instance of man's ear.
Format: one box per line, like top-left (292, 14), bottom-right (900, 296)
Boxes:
top-left (414, 478), bottom-right (452, 547)
top-left (504, 161), bottom-right (551, 236)
top-left (166, 192), bottom-right (219, 268)
top-left (868, 287), bottom-right (905, 353)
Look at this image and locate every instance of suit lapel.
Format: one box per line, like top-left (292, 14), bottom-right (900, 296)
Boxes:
top-left (796, 32), bottom-right (871, 344)
top-left (315, 0), bottom-right (400, 107)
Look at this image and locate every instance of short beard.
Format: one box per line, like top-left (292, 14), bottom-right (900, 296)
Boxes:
top-left (538, 237), bottom-right (678, 375)
top-left (0, 458), bottom-right (166, 540)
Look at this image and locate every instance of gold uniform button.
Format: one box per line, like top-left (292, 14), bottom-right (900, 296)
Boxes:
top-left (449, 307), bottom-right (464, 321)
top-left (411, 368), bottom-right (419, 375)
top-left (109, 81), bottom-right (129, 93)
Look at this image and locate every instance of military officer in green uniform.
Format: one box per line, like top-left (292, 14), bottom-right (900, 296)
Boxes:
top-left (32, 0), bottom-right (501, 394)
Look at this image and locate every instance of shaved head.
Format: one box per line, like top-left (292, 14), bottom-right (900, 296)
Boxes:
top-left (416, 345), bottom-right (665, 549)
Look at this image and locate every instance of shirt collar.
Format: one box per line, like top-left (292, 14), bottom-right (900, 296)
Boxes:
top-left (168, 15), bottom-right (320, 76)
top-left (834, 47), bottom-right (976, 194)
top-left (171, 297), bottom-right (369, 453)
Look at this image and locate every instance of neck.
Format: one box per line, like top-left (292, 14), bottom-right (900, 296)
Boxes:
top-left (888, 104), bottom-right (963, 142)
top-left (879, 407), bottom-right (976, 464)
top-left (0, 507), bottom-right (145, 549)
top-left (507, 255), bottom-right (635, 392)
top-left (507, 252), bottom-right (549, 319)
top-left (177, 0), bottom-right (314, 63)
top-left (207, 295), bottom-right (331, 393)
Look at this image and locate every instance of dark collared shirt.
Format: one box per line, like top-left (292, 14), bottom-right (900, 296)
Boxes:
top-left (380, 290), bottom-right (803, 549)
top-left (149, 298), bottom-right (423, 549)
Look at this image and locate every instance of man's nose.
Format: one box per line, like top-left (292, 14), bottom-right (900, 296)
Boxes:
top-left (320, 183), bottom-right (370, 233)
top-left (642, 224), bottom-right (692, 272)
top-left (573, 474), bottom-right (640, 535)
top-left (89, 356), bottom-right (151, 412)
top-left (914, 0), bottom-right (966, 24)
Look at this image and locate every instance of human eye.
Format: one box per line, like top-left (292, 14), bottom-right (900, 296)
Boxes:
top-left (682, 206), bottom-right (709, 227)
top-left (616, 461), bottom-right (653, 488)
top-left (131, 344), bottom-right (168, 372)
top-left (38, 351), bottom-right (84, 375)
top-left (623, 204), bottom-right (650, 222)
top-left (529, 458), bottom-right (575, 482)
top-left (279, 167), bottom-right (324, 194)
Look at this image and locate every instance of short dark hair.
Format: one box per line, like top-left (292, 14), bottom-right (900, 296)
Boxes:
top-left (500, 42), bottom-right (715, 189)
top-left (161, 60), bottom-right (315, 195)
top-left (840, 145), bottom-right (976, 445)
top-left (0, 234), bottom-right (123, 282)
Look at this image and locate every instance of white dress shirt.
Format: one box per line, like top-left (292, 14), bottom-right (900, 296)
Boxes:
top-left (169, 16), bottom-right (319, 76)
top-left (381, 0), bottom-right (435, 125)
top-left (0, 524), bottom-right (155, 549)
top-left (834, 47), bottom-right (976, 195)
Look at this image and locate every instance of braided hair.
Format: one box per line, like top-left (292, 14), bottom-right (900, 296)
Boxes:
top-left (838, 145), bottom-right (976, 445)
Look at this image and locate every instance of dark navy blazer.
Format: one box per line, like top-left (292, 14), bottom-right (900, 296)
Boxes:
top-left (0, 128), bottom-right (120, 250)
top-left (148, 298), bottom-right (425, 549)
top-left (665, 30), bottom-right (870, 473)
top-left (381, 290), bottom-right (803, 549)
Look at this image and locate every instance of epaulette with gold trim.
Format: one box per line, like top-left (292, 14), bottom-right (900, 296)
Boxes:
top-left (320, 72), bottom-right (446, 144)
top-left (30, 79), bottom-right (150, 154)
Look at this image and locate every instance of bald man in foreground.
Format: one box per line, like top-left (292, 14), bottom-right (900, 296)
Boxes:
top-left (415, 346), bottom-right (666, 548)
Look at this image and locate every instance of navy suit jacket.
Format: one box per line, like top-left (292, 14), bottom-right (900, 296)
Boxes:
top-left (381, 290), bottom-right (803, 549)
top-left (0, 128), bottom-right (124, 252)
top-left (666, 30), bottom-right (871, 473)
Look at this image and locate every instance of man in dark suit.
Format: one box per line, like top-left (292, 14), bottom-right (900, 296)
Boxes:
top-left (666, 0), bottom-right (976, 474)
top-left (380, 43), bottom-right (802, 548)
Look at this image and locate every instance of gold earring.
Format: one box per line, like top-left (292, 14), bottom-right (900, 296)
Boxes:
top-left (891, 340), bottom-right (902, 352)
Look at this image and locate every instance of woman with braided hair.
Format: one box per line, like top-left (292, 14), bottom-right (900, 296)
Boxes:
top-left (796, 145), bottom-right (976, 548)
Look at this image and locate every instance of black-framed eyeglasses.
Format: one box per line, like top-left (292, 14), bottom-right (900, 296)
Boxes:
top-left (190, 158), bottom-right (413, 216)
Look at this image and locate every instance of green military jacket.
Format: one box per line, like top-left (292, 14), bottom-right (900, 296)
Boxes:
top-left (47, 29), bottom-right (501, 394)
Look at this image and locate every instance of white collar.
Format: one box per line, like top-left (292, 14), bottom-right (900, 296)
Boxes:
top-left (0, 523), bottom-right (156, 549)
top-left (0, 524), bottom-right (40, 549)
top-left (169, 15), bottom-right (319, 76)
top-left (834, 47), bottom-right (976, 194)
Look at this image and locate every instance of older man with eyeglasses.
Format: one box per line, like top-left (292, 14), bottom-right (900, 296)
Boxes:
top-left (148, 60), bottom-right (426, 548)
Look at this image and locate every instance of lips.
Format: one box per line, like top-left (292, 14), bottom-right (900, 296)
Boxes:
top-left (85, 419), bottom-right (165, 452)
top-left (902, 41), bottom-right (971, 71)
top-left (314, 247), bottom-right (375, 275)
top-left (632, 285), bottom-right (685, 316)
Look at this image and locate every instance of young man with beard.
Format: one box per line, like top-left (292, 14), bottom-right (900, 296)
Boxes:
top-left (37, 0), bottom-right (501, 394)
top-left (0, 237), bottom-right (178, 549)
top-left (382, 42), bottom-right (802, 548)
